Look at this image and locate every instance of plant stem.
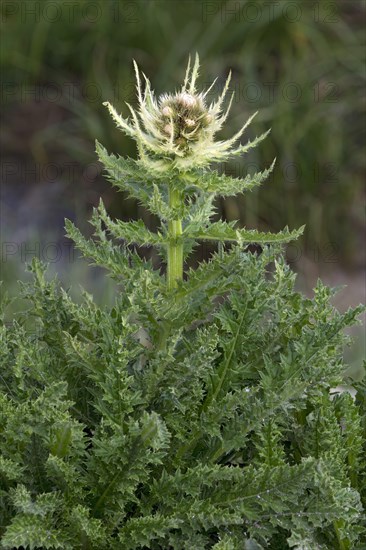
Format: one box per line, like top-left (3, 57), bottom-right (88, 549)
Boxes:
top-left (334, 520), bottom-right (349, 550)
top-left (167, 186), bottom-right (183, 290)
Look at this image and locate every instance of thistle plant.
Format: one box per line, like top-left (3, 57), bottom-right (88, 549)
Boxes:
top-left (0, 55), bottom-right (365, 550)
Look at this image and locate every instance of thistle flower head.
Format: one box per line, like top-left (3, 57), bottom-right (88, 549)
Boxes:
top-left (103, 54), bottom-right (264, 173)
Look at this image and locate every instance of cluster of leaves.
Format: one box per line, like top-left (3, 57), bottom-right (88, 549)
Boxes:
top-left (0, 242), bottom-right (365, 548)
top-left (89, 141), bottom-right (302, 264)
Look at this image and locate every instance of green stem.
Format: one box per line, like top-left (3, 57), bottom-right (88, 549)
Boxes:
top-left (167, 186), bottom-right (183, 290)
top-left (334, 520), bottom-right (349, 550)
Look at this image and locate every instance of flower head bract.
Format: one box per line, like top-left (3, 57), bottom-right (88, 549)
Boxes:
top-left (103, 53), bottom-right (270, 173)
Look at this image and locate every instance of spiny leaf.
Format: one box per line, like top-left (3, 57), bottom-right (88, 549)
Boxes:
top-left (184, 219), bottom-right (305, 244)
top-left (189, 158), bottom-right (276, 196)
top-left (95, 199), bottom-right (166, 247)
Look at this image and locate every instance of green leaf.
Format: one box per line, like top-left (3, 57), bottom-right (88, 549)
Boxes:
top-left (1, 515), bottom-right (72, 550)
top-left (190, 158), bottom-right (276, 196)
top-left (96, 199), bottom-right (165, 247)
top-left (184, 219), bottom-right (305, 244)
top-left (95, 140), bottom-right (163, 208)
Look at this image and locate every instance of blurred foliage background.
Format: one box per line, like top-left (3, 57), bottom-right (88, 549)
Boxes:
top-left (1, 0), bottom-right (365, 371)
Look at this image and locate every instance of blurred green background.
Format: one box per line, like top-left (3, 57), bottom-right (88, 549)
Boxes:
top-left (0, 0), bottom-right (365, 372)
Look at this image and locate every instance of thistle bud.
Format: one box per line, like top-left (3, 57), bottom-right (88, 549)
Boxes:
top-left (178, 92), bottom-right (196, 108)
top-left (161, 106), bottom-right (173, 117)
top-left (163, 123), bottom-right (174, 135)
top-left (184, 118), bottom-right (196, 128)
top-left (104, 54), bottom-right (260, 170)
